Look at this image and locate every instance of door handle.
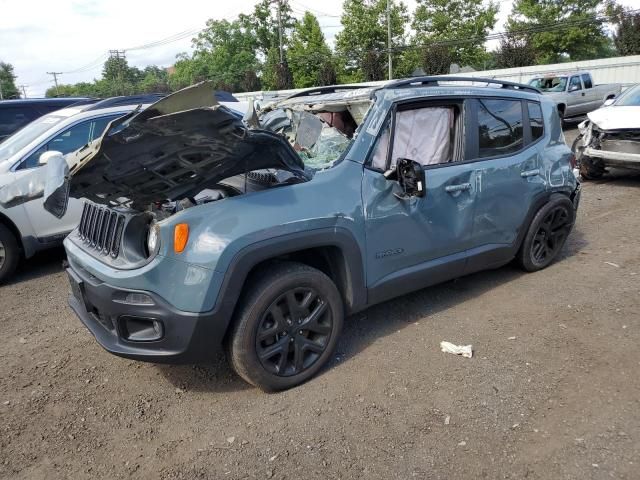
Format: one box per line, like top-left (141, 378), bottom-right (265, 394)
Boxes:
top-left (445, 183), bottom-right (472, 193)
top-left (521, 169), bottom-right (540, 178)
top-left (581, 92), bottom-right (585, 96)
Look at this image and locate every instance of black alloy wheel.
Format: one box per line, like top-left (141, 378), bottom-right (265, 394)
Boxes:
top-left (530, 206), bottom-right (571, 266)
top-left (255, 287), bottom-right (333, 377)
top-left (516, 194), bottom-right (575, 272)
top-left (227, 261), bottom-right (343, 391)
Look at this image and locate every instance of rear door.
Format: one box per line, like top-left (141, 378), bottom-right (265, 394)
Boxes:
top-left (17, 114), bottom-right (121, 239)
top-left (465, 98), bottom-right (547, 272)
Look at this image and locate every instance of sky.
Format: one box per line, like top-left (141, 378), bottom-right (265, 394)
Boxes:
top-left (1, 0), bottom-right (638, 97)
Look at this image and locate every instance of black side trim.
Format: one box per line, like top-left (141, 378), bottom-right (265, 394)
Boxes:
top-left (213, 228), bottom-right (367, 318)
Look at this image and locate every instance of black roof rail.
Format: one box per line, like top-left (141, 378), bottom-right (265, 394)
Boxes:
top-left (284, 85), bottom-right (369, 100)
top-left (83, 93), bottom-right (167, 111)
top-left (384, 76), bottom-right (541, 94)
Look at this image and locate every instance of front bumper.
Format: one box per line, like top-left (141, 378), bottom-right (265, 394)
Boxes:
top-left (584, 147), bottom-right (640, 170)
top-left (66, 261), bottom-right (229, 364)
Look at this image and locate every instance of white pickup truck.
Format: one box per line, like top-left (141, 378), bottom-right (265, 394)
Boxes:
top-left (528, 71), bottom-right (622, 121)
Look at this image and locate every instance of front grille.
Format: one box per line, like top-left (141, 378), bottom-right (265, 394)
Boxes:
top-left (78, 202), bottom-right (125, 258)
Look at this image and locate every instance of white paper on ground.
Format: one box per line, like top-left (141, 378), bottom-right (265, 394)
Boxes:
top-left (440, 341), bottom-right (473, 358)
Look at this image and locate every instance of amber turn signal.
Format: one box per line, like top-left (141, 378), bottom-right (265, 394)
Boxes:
top-left (173, 223), bottom-right (189, 253)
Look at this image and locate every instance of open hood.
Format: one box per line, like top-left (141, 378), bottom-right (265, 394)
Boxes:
top-left (0, 82), bottom-right (308, 215)
top-left (587, 106), bottom-right (640, 130)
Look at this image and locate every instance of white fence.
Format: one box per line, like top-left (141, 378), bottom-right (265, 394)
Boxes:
top-left (234, 55), bottom-right (640, 103)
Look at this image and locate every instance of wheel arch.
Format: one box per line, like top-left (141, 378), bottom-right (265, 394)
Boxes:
top-left (214, 228), bottom-right (367, 336)
top-left (0, 211), bottom-right (24, 256)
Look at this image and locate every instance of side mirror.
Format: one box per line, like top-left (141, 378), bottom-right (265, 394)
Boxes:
top-left (569, 84), bottom-right (580, 92)
top-left (393, 158), bottom-right (425, 200)
top-left (39, 150), bottom-right (63, 166)
top-left (603, 98), bottom-right (615, 107)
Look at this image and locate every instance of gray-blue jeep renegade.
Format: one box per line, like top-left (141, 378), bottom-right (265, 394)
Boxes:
top-left (7, 78), bottom-right (581, 390)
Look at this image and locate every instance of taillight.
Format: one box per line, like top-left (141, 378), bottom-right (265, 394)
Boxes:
top-left (568, 153), bottom-right (577, 169)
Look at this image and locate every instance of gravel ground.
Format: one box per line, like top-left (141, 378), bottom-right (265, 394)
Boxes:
top-left (1, 128), bottom-right (639, 479)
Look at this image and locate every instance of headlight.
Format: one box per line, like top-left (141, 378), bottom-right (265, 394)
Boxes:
top-left (147, 222), bottom-right (160, 257)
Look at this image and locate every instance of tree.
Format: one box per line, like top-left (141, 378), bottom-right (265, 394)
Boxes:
top-left (507, 0), bottom-right (610, 64)
top-left (335, 0), bottom-right (409, 82)
top-left (0, 62), bottom-right (20, 99)
top-left (262, 47), bottom-right (294, 90)
top-left (608, 2), bottom-right (640, 56)
top-left (189, 18), bottom-right (261, 91)
top-left (288, 12), bottom-right (335, 87)
top-left (494, 34), bottom-right (536, 68)
top-left (418, 44), bottom-right (454, 75)
top-left (239, 0), bottom-right (297, 58)
top-left (412, 0), bottom-right (498, 69)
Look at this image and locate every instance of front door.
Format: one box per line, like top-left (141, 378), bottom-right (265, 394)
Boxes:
top-left (566, 75), bottom-right (586, 117)
top-left (362, 100), bottom-right (477, 303)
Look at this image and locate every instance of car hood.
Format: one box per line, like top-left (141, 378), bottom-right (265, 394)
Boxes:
top-left (0, 82), bottom-right (308, 214)
top-left (587, 106), bottom-right (640, 130)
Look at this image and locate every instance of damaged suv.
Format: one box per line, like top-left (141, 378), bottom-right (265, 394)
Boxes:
top-left (574, 83), bottom-right (640, 180)
top-left (0, 78), bottom-right (580, 391)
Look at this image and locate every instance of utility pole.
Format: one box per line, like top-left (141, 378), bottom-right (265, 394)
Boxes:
top-left (19, 84), bottom-right (27, 98)
top-left (109, 50), bottom-right (127, 95)
top-left (277, 0), bottom-right (283, 63)
top-left (0, 82), bottom-right (3, 100)
top-left (46, 72), bottom-right (62, 96)
top-left (387, 0), bottom-right (392, 80)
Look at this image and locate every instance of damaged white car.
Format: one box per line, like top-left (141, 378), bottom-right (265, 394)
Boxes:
top-left (574, 84), bottom-right (640, 180)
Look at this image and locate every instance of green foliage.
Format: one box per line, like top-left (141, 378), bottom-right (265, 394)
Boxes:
top-left (507, 0), bottom-right (609, 64)
top-left (288, 12), bottom-right (335, 87)
top-left (335, 0), bottom-right (409, 82)
top-left (190, 18), bottom-right (261, 91)
top-left (494, 34), bottom-right (536, 68)
top-left (46, 57), bottom-right (170, 98)
top-left (0, 62), bottom-right (20, 99)
top-left (608, 2), bottom-right (640, 55)
top-left (412, 0), bottom-right (498, 69)
top-left (262, 47), bottom-right (294, 90)
top-left (239, 0), bottom-right (297, 57)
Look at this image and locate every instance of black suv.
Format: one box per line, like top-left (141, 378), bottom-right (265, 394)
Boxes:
top-left (0, 98), bottom-right (91, 142)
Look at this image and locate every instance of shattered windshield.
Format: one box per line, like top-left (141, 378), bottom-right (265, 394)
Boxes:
top-left (529, 76), bottom-right (568, 92)
top-left (260, 108), bottom-right (355, 170)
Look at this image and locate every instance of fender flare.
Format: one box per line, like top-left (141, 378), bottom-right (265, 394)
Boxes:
top-left (211, 227), bottom-right (367, 332)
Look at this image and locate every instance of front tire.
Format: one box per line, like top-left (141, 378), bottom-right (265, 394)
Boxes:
top-left (0, 223), bottom-right (20, 284)
top-left (516, 195), bottom-right (575, 272)
top-left (579, 157), bottom-right (605, 180)
top-left (227, 262), bottom-right (344, 391)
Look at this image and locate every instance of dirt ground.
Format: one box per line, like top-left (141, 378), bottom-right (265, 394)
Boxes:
top-left (1, 128), bottom-right (639, 480)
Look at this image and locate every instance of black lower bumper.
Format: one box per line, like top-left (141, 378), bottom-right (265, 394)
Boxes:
top-left (66, 265), bottom-right (228, 364)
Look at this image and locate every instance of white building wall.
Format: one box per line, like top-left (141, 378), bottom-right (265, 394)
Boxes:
top-left (234, 55), bottom-right (640, 103)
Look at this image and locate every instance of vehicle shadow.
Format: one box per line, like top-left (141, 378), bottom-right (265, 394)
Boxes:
top-left (3, 247), bottom-right (66, 286)
top-left (155, 354), bottom-right (254, 394)
top-left (592, 169), bottom-right (640, 186)
top-left (156, 228), bottom-right (588, 394)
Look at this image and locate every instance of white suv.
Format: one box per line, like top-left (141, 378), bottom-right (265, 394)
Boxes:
top-left (0, 103), bottom-right (143, 282)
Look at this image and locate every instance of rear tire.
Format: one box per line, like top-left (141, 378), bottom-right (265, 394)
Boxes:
top-left (0, 223), bottom-right (20, 284)
top-left (516, 195), bottom-right (575, 272)
top-left (226, 262), bottom-right (344, 391)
